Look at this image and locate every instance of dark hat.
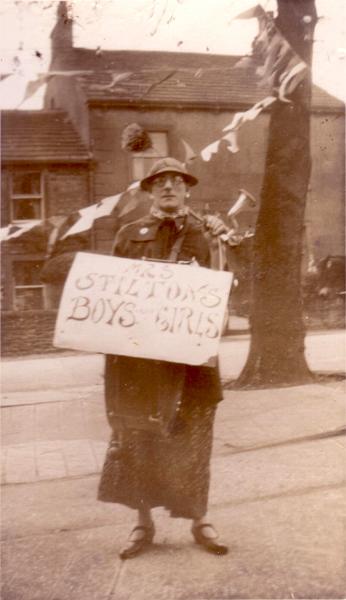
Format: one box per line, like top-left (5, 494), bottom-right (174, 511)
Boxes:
top-left (140, 157), bottom-right (198, 191)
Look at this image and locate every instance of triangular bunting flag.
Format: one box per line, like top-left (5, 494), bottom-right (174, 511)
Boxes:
top-left (1, 220), bottom-right (42, 241)
top-left (235, 4), bottom-right (266, 20)
top-left (181, 139), bottom-right (198, 164)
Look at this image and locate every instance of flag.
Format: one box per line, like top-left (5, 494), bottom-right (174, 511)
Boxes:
top-left (223, 131), bottom-right (239, 154)
top-left (278, 61), bottom-right (307, 102)
top-left (181, 139), bottom-right (198, 164)
top-left (0, 181), bottom-right (144, 248)
top-left (200, 130), bottom-right (240, 161)
top-left (235, 4), bottom-right (309, 102)
top-left (89, 72), bottom-right (132, 91)
top-left (235, 5), bottom-right (265, 20)
top-left (0, 220), bottom-right (42, 241)
top-left (0, 226), bottom-right (12, 241)
top-left (200, 130), bottom-right (241, 161)
top-left (201, 139), bottom-right (221, 162)
top-left (18, 69), bottom-right (94, 107)
top-left (198, 95), bottom-right (275, 160)
top-left (60, 182), bottom-right (144, 240)
top-left (17, 74), bottom-right (54, 106)
top-left (127, 181), bottom-right (140, 191)
top-left (223, 96), bottom-right (277, 133)
top-left (61, 193), bottom-right (122, 239)
top-left (46, 215), bottom-right (69, 256)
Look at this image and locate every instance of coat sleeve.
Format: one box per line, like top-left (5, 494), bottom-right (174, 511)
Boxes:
top-left (110, 223), bottom-right (133, 258)
top-left (185, 223), bottom-right (211, 269)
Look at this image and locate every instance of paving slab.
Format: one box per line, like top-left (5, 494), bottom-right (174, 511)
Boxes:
top-left (2, 331), bottom-right (345, 396)
top-left (1, 385), bottom-right (102, 407)
top-left (1, 352), bottom-right (105, 393)
top-left (1, 526), bottom-right (123, 600)
top-left (2, 381), bottom-right (345, 485)
top-left (1, 331), bottom-right (345, 599)
top-left (211, 438), bottom-right (345, 507)
top-left (2, 478), bottom-right (345, 600)
top-left (109, 487), bottom-right (345, 599)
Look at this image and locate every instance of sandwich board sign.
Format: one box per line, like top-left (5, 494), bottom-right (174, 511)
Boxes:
top-left (54, 252), bottom-right (233, 366)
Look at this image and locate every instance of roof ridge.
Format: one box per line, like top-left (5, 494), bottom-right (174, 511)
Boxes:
top-left (1, 109), bottom-right (70, 115)
top-left (70, 47), bottom-right (242, 61)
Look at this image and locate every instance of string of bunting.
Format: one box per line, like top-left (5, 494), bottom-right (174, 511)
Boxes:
top-left (3, 4), bottom-right (309, 108)
top-left (198, 95), bottom-right (277, 162)
top-left (234, 4), bottom-right (309, 101)
top-left (0, 90), bottom-right (277, 244)
top-left (0, 182), bottom-right (141, 243)
top-left (1, 4), bottom-right (310, 243)
top-left (0, 85), bottom-right (273, 244)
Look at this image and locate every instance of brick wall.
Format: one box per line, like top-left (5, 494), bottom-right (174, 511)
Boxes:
top-left (1, 310), bottom-right (59, 357)
top-left (46, 166), bottom-right (90, 215)
top-left (89, 106), bottom-right (268, 211)
top-left (1, 164), bottom-right (91, 227)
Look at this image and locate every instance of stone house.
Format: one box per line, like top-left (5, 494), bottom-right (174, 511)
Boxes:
top-left (43, 2), bottom-right (345, 260)
top-left (1, 110), bottom-right (92, 354)
top-left (1, 1), bottom-right (344, 355)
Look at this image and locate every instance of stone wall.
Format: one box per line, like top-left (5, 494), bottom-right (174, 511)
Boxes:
top-left (89, 105), bottom-right (345, 262)
top-left (1, 310), bottom-right (59, 357)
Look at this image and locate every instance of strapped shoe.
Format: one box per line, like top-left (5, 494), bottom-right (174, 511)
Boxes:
top-left (119, 523), bottom-right (155, 560)
top-left (191, 523), bottom-right (229, 555)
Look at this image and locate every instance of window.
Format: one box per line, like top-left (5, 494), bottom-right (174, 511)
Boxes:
top-left (11, 172), bottom-right (44, 221)
top-left (131, 132), bottom-right (168, 181)
top-left (13, 260), bottom-right (45, 310)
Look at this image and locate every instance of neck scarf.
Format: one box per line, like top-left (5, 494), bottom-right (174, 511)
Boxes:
top-left (150, 206), bottom-right (189, 221)
top-left (149, 206), bottom-right (188, 259)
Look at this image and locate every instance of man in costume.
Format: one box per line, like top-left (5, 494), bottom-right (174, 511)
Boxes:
top-left (98, 157), bottom-right (229, 559)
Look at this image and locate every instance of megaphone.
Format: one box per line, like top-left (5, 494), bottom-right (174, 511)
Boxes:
top-left (188, 188), bottom-right (257, 247)
top-left (227, 189), bottom-right (257, 231)
top-left (227, 189), bottom-right (257, 218)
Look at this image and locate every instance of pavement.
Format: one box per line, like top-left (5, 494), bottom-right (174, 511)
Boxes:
top-left (1, 329), bottom-right (346, 600)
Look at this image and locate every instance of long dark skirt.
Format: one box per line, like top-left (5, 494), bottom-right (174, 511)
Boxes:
top-left (98, 401), bottom-right (216, 520)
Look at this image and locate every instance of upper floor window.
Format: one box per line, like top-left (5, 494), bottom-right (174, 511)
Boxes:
top-left (10, 172), bottom-right (44, 222)
top-left (131, 132), bottom-right (168, 181)
top-left (12, 260), bottom-right (45, 310)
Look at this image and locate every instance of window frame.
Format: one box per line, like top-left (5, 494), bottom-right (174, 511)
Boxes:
top-left (11, 257), bottom-right (47, 312)
top-left (10, 170), bottom-right (45, 223)
top-left (129, 130), bottom-right (169, 182)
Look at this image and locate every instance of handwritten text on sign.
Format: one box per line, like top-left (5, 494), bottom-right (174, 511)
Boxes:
top-left (54, 252), bottom-right (233, 365)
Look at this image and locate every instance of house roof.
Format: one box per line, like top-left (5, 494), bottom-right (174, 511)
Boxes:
top-left (1, 110), bottom-right (91, 163)
top-left (51, 48), bottom-right (344, 112)
top-left (75, 63), bottom-right (343, 111)
top-left (52, 47), bottom-right (240, 73)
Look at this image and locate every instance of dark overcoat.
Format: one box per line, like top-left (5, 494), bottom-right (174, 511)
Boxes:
top-left (104, 212), bottom-right (223, 436)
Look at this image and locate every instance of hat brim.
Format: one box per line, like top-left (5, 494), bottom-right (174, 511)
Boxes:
top-left (140, 171), bottom-right (198, 191)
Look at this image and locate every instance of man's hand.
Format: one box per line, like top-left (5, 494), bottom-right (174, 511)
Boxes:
top-left (204, 215), bottom-right (228, 236)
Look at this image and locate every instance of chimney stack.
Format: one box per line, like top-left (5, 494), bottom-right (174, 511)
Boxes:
top-left (50, 1), bottom-right (73, 68)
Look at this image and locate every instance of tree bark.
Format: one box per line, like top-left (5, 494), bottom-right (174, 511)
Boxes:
top-left (237, 0), bottom-right (318, 388)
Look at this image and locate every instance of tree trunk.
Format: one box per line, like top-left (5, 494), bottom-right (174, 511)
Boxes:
top-left (237, 0), bottom-right (317, 388)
